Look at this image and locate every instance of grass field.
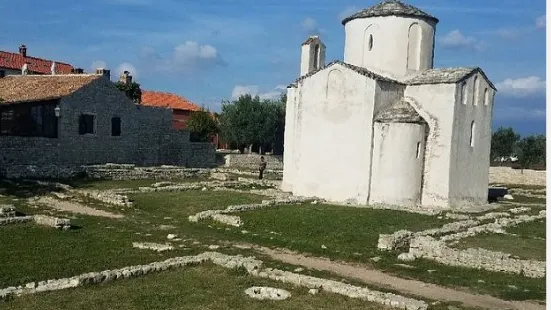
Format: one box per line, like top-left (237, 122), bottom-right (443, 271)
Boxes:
top-left (454, 220), bottom-right (546, 260)
top-left (0, 178), bottom-right (546, 306)
top-left (0, 264), bottom-right (397, 310)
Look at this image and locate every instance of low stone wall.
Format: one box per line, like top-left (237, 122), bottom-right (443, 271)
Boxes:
top-left (83, 165), bottom-right (211, 180)
top-left (0, 252), bottom-right (428, 310)
top-left (489, 167), bottom-right (546, 186)
top-left (223, 154), bottom-right (283, 171)
top-left (409, 236), bottom-right (545, 278)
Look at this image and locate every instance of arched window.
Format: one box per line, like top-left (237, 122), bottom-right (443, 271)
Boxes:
top-left (461, 82), bottom-right (468, 105)
top-left (470, 121), bottom-right (476, 147)
top-left (407, 23), bottom-right (422, 71)
top-left (312, 44), bottom-right (320, 69)
top-left (483, 88), bottom-right (490, 106)
top-left (368, 34), bottom-right (373, 51)
top-left (473, 75), bottom-right (479, 105)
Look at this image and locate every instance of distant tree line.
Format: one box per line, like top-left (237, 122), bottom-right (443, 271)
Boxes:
top-left (491, 127), bottom-right (546, 171)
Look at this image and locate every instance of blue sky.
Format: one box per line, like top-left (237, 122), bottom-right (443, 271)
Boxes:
top-left (0, 0), bottom-right (546, 135)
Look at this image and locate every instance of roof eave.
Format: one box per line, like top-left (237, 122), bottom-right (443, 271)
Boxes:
top-left (341, 14), bottom-right (439, 26)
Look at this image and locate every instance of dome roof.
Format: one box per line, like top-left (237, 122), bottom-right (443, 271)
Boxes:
top-left (341, 0), bottom-right (439, 25)
top-left (374, 99), bottom-right (426, 124)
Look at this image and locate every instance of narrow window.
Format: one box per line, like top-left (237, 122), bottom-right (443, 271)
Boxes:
top-left (461, 82), bottom-right (467, 105)
top-left (368, 34), bottom-right (373, 51)
top-left (473, 75), bottom-right (479, 105)
top-left (416, 142), bottom-right (421, 158)
top-left (79, 114), bottom-right (95, 135)
top-left (470, 121), bottom-right (476, 147)
top-left (111, 117), bottom-right (121, 136)
top-left (312, 44), bottom-right (320, 69)
top-left (483, 88), bottom-right (489, 106)
top-left (0, 109), bottom-right (14, 134)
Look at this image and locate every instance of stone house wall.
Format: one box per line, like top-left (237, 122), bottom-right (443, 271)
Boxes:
top-left (0, 76), bottom-right (214, 178)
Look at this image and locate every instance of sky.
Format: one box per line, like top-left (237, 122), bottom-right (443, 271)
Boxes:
top-left (0, 0), bottom-right (546, 135)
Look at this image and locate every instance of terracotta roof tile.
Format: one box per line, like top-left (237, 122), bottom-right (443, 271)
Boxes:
top-left (0, 50), bottom-right (74, 75)
top-left (0, 74), bottom-right (100, 104)
top-left (141, 90), bottom-right (201, 111)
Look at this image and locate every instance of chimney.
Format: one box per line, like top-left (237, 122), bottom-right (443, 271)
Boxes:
top-left (19, 44), bottom-right (27, 57)
top-left (119, 70), bottom-right (132, 84)
top-left (300, 35), bottom-right (326, 76)
top-left (50, 62), bottom-right (56, 75)
top-left (95, 68), bottom-right (111, 80)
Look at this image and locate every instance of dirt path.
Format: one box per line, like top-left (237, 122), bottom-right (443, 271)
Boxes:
top-left (252, 245), bottom-right (544, 310)
top-left (34, 197), bottom-right (124, 219)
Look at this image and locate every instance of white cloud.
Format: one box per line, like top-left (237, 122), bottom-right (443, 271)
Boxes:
top-left (536, 15), bottom-right (546, 29)
top-left (338, 6), bottom-right (358, 20)
top-left (439, 30), bottom-right (485, 51)
top-left (90, 60), bottom-right (107, 71)
top-left (139, 41), bottom-right (225, 74)
top-left (495, 76), bottom-right (546, 97)
top-left (495, 28), bottom-right (524, 40)
top-left (231, 85), bottom-right (286, 100)
top-left (301, 17), bottom-right (317, 31)
top-left (116, 62), bottom-right (138, 80)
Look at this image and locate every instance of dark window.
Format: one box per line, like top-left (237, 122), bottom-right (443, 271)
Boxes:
top-left (111, 117), bottom-right (121, 136)
top-left (368, 34), bottom-right (373, 51)
top-left (0, 70), bottom-right (5, 78)
top-left (0, 101), bottom-right (58, 138)
top-left (79, 114), bottom-right (95, 135)
top-left (313, 44), bottom-right (320, 69)
top-left (0, 109), bottom-right (14, 134)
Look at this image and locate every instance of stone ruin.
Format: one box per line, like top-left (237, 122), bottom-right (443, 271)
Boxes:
top-left (244, 286), bottom-right (291, 301)
top-left (0, 204), bottom-right (71, 230)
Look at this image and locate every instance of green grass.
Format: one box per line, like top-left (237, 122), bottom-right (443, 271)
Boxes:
top-left (453, 220), bottom-right (545, 260)
top-left (206, 203), bottom-right (546, 302)
top-left (0, 264), bottom-right (401, 310)
top-left (0, 190), bottom-right (266, 288)
top-left (221, 204), bottom-right (450, 259)
top-left (129, 190), bottom-right (267, 220)
top-left (0, 179), bottom-right (546, 304)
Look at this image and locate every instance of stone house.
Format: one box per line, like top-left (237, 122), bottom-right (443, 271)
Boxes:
top-left (0, 44), bottom-right (75, 77)
top-left (0, 73), bottom-right (214, 178)
top-left (139, 83), bottom-right (225, 148)
top-left (282, 0), bottom-right (496, 209)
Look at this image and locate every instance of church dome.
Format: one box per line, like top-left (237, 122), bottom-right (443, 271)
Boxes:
top-left (341, 0), bottom-right (439, 25)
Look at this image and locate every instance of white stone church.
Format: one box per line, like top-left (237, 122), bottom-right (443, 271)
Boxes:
top-left (282, 0), bottom-right (496, 208)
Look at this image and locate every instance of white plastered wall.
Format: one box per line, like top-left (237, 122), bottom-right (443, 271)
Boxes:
top-left (284, 64), bottom-right (377, 203)
top-left (282, 86), bottom-right (298, 192)
top-left (343, 16), bottom-right (436, 78)
top-left (448, 73), bottom-right (495, 206)
top-left (404, 84), bottom-right (456, 207)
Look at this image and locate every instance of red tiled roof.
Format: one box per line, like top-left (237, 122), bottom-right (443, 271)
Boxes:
top-left (141, 90), bottom-right (202, 111)
top-left (0, 50), bottom-right (74, 75)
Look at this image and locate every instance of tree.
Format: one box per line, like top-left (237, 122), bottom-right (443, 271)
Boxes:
top-left (491, 127), bottom-right (520, 164)
top-left (218, 93), bottom-right (286, 154)
top-left (186, 109), bottom-right (219, 142)
top-left (114, 81), bottom-right (142, 103)
top-left (515, 135), bottom-right (546, 172)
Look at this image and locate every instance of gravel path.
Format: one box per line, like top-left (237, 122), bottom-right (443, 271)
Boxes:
top-left (34, 197), bottom-right (124, 219)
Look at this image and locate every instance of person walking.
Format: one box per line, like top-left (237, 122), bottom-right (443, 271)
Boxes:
top-left (259, 156), bottom-right (267, 180)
